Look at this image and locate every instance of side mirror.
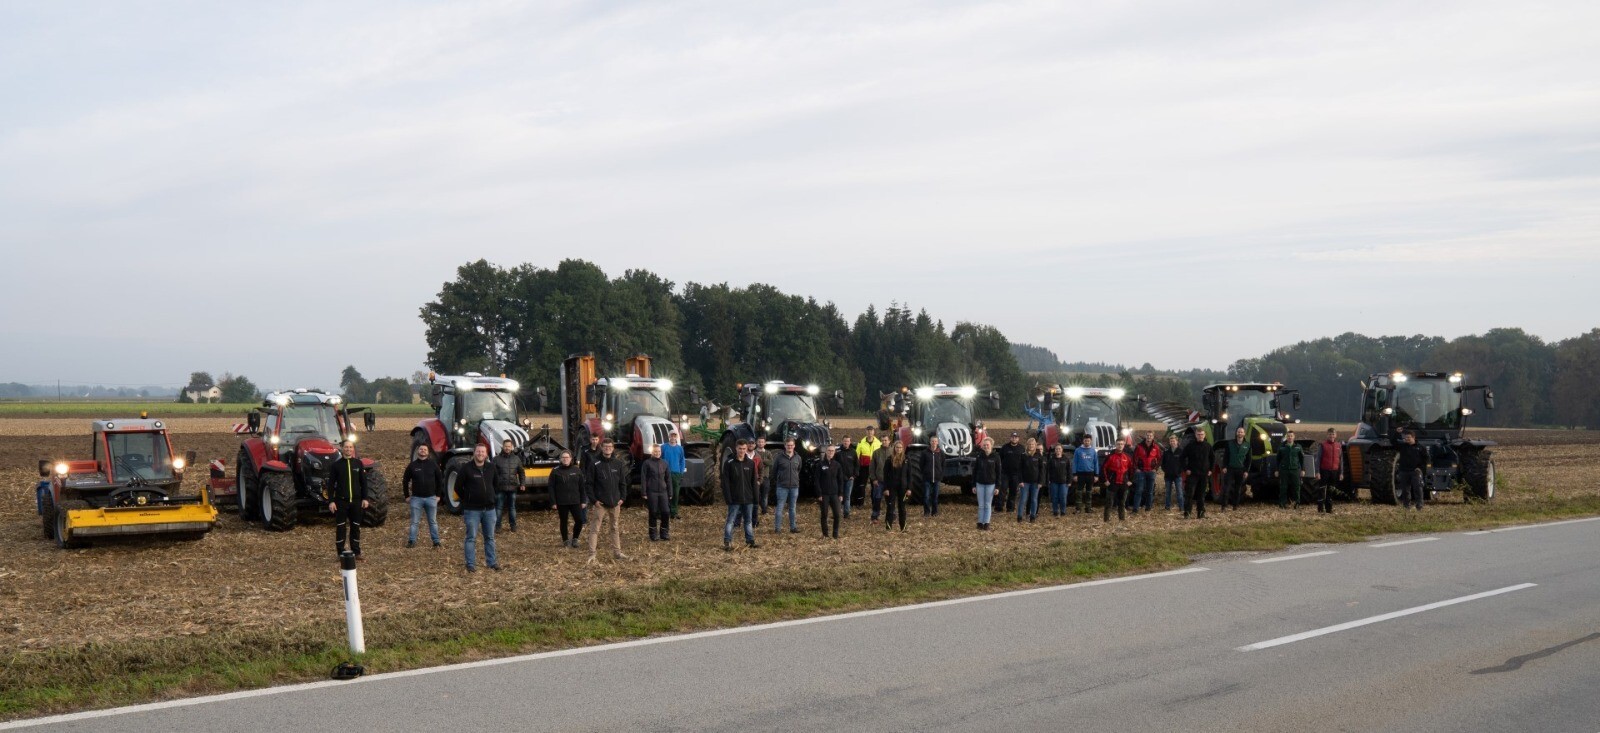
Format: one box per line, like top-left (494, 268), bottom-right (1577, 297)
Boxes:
top-left (1293, 394), bottom-right (1302, 410)
top-left (38, 459), bottom-right (50, 477)
top-left (986, 391), bottom-right (1001, 411)
top-left (184, 450), bottom-right (198, 467)
top-left (832, 390), bottom-right (845, 411)
top-left (584, 384), bottom-right (597, 405)
top-left (245, 411), bottom-right (261, 433)
top-left (1484, 390), bottom-right (1496, 410)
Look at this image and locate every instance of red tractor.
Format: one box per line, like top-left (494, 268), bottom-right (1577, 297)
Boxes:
top-left (229, 389), bottom-right (389, 531)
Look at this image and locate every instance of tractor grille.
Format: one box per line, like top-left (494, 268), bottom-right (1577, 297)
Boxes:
top-left (1094, 424), bottom-right (1117, 450)
top-left (649, 422), bottom-right (674, 446)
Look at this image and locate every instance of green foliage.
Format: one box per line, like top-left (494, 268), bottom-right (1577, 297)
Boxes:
top-left (339, 365), bottom-right (369, 401)
top-left (1552, 329), bottom-right (1600, 429)
top-left (216, 374), bottom-right (260, 403)
top-left (369, 377), bottom-right (412, 404)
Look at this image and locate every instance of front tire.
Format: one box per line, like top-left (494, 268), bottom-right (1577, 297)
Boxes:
top-left (687, 446), bottom-right (719, 505)
top-left (41, 490), bottom-right (56, 540)
top-left (261, 471), bottom-right (299, 531)
top-left (236, 450), bottom-right (260, 521)
top-left (1461, 451), bottom-right (1496, 502)
top-left (442, 457), bottom-right (469, 515)
top-left (1367, 450), bottom-right (1398, 505)
top-left (363, 470), bottom-right (390, 526)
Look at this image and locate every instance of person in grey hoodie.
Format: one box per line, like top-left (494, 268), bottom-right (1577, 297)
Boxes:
top-left (769, 439), bottom-right (803, 534)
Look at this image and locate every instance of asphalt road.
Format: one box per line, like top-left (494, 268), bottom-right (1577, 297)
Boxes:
top-left (10, 516), bottom-right (1600, 733)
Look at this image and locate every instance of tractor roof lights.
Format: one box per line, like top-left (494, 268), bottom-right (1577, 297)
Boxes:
top-left (958, 385), bottom-right (977, 399)
top-left (1392, 372), bottom-right (1408, 383)
top-left (1064, 386), bottom-right (1085, 400)
top-left (915, 387), bottom-right (935, 400)
top-left (1108, 388), bottom-right (1127, 401)
top-left (1449, 373), bottom-right (1463, 383)
top-left (764, 383), bottom-right (779, 395)
top-left (805, 384), bottom-right (819, 396)
top-left (658, 379), bottom-right (673, 392)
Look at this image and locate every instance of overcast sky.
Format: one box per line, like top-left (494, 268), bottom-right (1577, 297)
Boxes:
top-left (2, 0), bottom-right (1596, 390)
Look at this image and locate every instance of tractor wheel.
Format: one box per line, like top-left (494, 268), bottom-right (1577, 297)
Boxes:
top-left (441, 457), bottom-right (469, 515)
top-left (1461, 451), bottom-right (1496, 502)
top-left (55, 500), bottom-right (88, 549)
top-left (236, 449), bottom-right (260, 521)
top-left (1367, 450), bottom-right (1398, 505)
top-left (40, 490), bottom-right (56, 540)
top-left (363, 470), bottom-right (390, 526)
top-left (688, 446), bottom-right (719, 505)
top-left (260, 471), bottom-right (299, 531)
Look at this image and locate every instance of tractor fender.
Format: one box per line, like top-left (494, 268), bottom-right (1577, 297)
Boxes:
top-left (1453, 438), bottom-right (1496, 450)
top-left (415, 419), bottom-right (448, 454)
top-left (725, 423), bottom-right (758, 447)
top-left (359, 457), bottom-right (378, 470)
top-left (1042, 424), bottom-right (1061, 450)
top-left (260, 459), bottom-right (291, 472)
top-left (240, 438), bottom-right (272, 476)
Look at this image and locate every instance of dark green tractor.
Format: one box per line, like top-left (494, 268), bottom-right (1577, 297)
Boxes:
top-left (1345, 371), bottom-right (1496, 504)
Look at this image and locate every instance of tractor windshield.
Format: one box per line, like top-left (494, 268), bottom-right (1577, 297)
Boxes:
top-left (766, 394), bottom-right (818, 425)
top-left (460, 390), bottom-right (517, 424)
top-left (1223, 390), bottom-right (1274, 419)
top-left (923, 397), bottom-right (973, 428)
top-left (1066, 396), bottom-right (1119, 432)
top-left (107, 432), bottom-right (175, 481)
top-left (617, 388), bottom-right (671, 424)
top-left (280, 405), bottom-right (341, 441)
top-left (1392, 378), bottom-right (1463, 430)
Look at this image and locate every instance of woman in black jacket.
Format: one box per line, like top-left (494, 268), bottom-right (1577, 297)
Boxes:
top-left (971, 437), bottom-right (1002, 530)
top-left (1046, 443), bottom-right (1074, 517)
top-left (548, 451), bottom-right (586, 548)
top-left (881, 441), bottom-right (913, 531)
top-left (1016, 437), bottom-right (1045, 523)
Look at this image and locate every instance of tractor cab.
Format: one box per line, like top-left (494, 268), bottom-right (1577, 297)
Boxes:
top-left (730, 381), bottom-right (843, 453)
top-left (227, 388), bottom-right (390, 531)
top-left (37, 418), bottom-right (214, 548)
top-left (1031, 385), bottom-right (1132, 454)
top-left (1199, 383), bottom-right (1300, 456)
top-left (257, 389), bottom-right (360, 470)
top-left (1348, 371), bottom-right (1497, 503)
top-left (883, 384), bottom-right (998, 489)
top-left (421, 373), bottom-right (532, 459)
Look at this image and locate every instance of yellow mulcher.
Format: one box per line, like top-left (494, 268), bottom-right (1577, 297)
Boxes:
top-left (36, 417), bottom-right (217, 548)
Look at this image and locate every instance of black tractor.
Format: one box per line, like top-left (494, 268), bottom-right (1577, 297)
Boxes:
top-left (1346, 371), bottom-right (1496, 504)
top-left (715, 381), bottom-right (844, 498)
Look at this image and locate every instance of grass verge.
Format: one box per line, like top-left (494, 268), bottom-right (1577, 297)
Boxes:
top-left (5, 494), bottom-right (1598, 721)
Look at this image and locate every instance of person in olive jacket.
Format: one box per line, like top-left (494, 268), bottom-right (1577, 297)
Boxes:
top-left (1276, 431), bottom-right (1305, 509)
top-left (402, 443), bottom-right (442, 549)
top-left (1045, 443), bottom-right (1073, 517)
top-left (971, 437), bottom-right (1003, 530)
top-left (722, 439), bottom-right (760, 550)
top-left (457, 444), bottom-right (499, 572)
top-left (492, 439), bottom-right (523, 533)
top-left (881, 441), bottom-right (913, 531)
top-left (1182, 428), bottom-right (1214, 519)
top-left (327, 440), bottom-right (370, 559)
top-left (642, 444), bottom-right (671, 541)
top-left (583, 440), bottom-right (629, 564)
top-left (815, 444), bottom-right (845, 539)
top-left (548, 451), bottom-right (586, 548)
top-left (1222, 427), bottom-right (1252, 510)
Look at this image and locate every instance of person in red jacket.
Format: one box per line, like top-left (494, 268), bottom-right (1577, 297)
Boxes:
top-left (1102, 447), bottom-right (1133, 522)
top-left (1131, 431), bottom-right (1162, 514)
top-left (1316, 428), bottom-right (1344, 513)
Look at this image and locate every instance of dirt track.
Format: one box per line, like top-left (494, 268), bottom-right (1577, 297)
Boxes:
top-left (2, 418), bottom-right (1594, 652)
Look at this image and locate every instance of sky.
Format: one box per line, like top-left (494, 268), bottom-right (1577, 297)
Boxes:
top-left (2, 0), bottom-right (1596, 390)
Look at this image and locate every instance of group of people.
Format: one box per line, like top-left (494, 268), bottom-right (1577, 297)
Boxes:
top-left (378, 424), bottom-right (1369, 573)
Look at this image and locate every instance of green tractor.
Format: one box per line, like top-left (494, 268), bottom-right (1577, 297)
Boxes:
top-left (1145, 383), bottom-right (1310, 500)
top-left (1345, 371), bottom-right (1496, 504)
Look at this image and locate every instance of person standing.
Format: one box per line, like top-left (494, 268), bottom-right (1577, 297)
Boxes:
top-left (770, 438), bottom-right (802, 534)
top-left (752, 442), bottom-right (770, 517)
top-left (1046, 442), bottom-right (1073, 517)
top-left (1102, 442), bottom-right (1132, 523)
top-left (870, 438), bottom-right (894, 523)
top-left (1160, 434), bottom-right (1185, 513)
top-left (722, 440), bottom-right (760, 550)
top-left (1016, 437), bottom-right (1044, 523)
top-left (1071, 435), bottom-right (1100, 515)
top-left (1182, 428), bottom-right (1214, 519)
top-left (662, 430), bottom-right (687, 520)
top-left (1118, 436), bottom-right (1139, 512)
top-left (922, 436), bottom-right (945, 517)
top-left (458, 444), bottom-right (499, 572)
top-left (972, 437), bottom-right (1002, 530)
top-left (642, 444), bottom-right (671, 541)
top-left (998, 433), bottom-right (1026, 514)
top-left (838, 434), bottom-right (857, 516)
top-left (1222, 427), bottom-right (1252, 510)
top-left (854, 427), bottom-right (881, 511)
top-left (881, 440), bottom-right (912, 531)
top-left (549, 451), bottom-right (586, 548)
top-left (327, 440), bottom-right (370, 559)
top-left (402, 443), bottom-right (442, 549)
top-left (1316, 428), bottom-right (1343, 514)
top-left (1394, 431), bottom-right (1429, 511)
top-left (816, 444), bottom-right (844, 539)
top-left (493, 439), bottom-right (523, 532)
top-left (1132, 432), bottom-right (1162, 514)
top-left (584, 440), bottom-right (629, 563)
top-left (1276, 432), bottom-right (1305, 509)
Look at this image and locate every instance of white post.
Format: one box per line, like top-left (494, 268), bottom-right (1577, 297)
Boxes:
top-left (340, 552), bottom-right (365, 654)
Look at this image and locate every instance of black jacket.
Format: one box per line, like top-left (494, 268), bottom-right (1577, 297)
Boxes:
top-left (882, 456), bottom-right (911, 493)
top-left (491, 452), bottom-right (522, 493)
top-left (578, 443), bottom-right (604, 489)
top-left (1019, 451), bottom-right (1045, 483)
top-left (921, 449), bottom-right (945, 484)
top-left (972, 450), bottom-right (1002, 485)
top-left (769, 450), bottom-right (802, 490)
top-left (403, 458), bottom-right (440, 499)
top-left (585, 455), bottom-right (628, 507)
top-left (549, 464), bottom-right (584, 505)
top-left (815, 456), bottom-right (844, 498)
top-left (999, 442), bottom-right (1026, 476)
top-left (1181, 439), bottom-right (1214, 476)
top-left (641, 457), bottom-right (670, 497)
top-left (1160, 445), bottom-right (1184, 478)
top-left (458, 460), bottom-right (495, 509)
top-left (722, 456), bottom-right (758, 505)
top-left (1046, 453), bottom-right (1074, 484)
top-left (329, 456), bottom-right (369, 505)
top-left (1395, 443), bottom-right (1429, 473)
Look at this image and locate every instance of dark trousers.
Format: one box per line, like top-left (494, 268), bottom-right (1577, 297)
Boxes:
top-left (1317, 469), bottom-right (1339, 512)
top-left (1074, 473), bottom-right (1096, 512)
top-left (923, 480), bottom-right (940, 515)
top-left (333, 501), bottom-right (362, 555)
top-left (648, 509), bottom-right (670, 537)
top-left (1278, 473), bottom-right (1302, 507)
top-left (884, 489), bottom-right (907, 530)
top-left (1000, 476), bottom-right (1018, 511)
top-left (1223, 468), bottom-right (1246, 508)
top-left (1187, 474), bottom-right (1208, 517)
top-left (819, 495), bottom-right (841, 537)
top-left (557, 504), bottom-right (586, 542)
top-left (1397, 469), bottom-right (1424, 508)
top-left (870, 482), bottom-right (884, 520)
top-left (495, 491), bottom-right (517, 530)
top-left (1103, 482), bottom-right (1127, 521)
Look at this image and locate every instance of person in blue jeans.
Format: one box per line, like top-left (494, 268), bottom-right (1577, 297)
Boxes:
top-left (1016, 437), bottom-right (1044, 522)
top-left (921, 436), bottom-right (945, 516)
top-left (1132, 431), bottom-right (1162, 513)
top-left (1072, 435), bottom-right (1101, 514)
top-left (971, 437), bottom-right (1002, 530)
top-left (1046, 442), bottom-right (1073, 517)
top-left (457, 445), bottom-right (499, 572)
top-left (721, 440), bottom-right (760, 550)
top-left (770, 439), bottom-right (802, 533)
top-left (402, 444), bottom-right (442, 548)
top-left (1161, 434), bottom-right (1186, 511)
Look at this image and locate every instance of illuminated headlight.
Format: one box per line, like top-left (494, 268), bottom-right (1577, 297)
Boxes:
top-left (328, 396), bottom-right (342, 405)
top-left (507, 380), bottom-right (520, 392)
top-left (1121, 427), bottom-right (1133, 437)
top-left (1391, 373), bottom-right (1407, 383)
top-left (55, 462), bottom-right (68, 476)
top-left (601, 421), bottom-right (614, 432)
top-left (1448, 374), bottom-right (1462, 384)
top-left (1461, 408), bottom-right (1474, 416)
top-left (764, 383), bottom-right (779, 395)
top-left (1282, 413), bottom-right (1291, 420)
top-left (459, 418), bottom-right (468, 425)
top-left (915, 387), bottom-right (934, 400)
top-left (346, 433), bottom-right (358, 444)
top-left (612, 381), bottom-right (630, 392)
top-left (805, 384), bottom-right (819, 396)
top-left (680, 420), bottom-right (690, 431)
top-left (1221, 412), bottom-right (1229, 420)
top-left (172, 457), bottom-right (186, 471)
top-left (912, 426), bottom-right (923, 436)
top-left (1108, 388), bottom-right (1126, 401)
top-left (269, 435), bottom-right (281, 445)
top-left (604, 413), bottom-right (614, 422)
top-left (958, 385), bottom-right (977, 399)
top-left (455, 427), bottom-right (466, 435)
top-left (802, 441), bottom-right (815, 452)
top-left (273, 395), bottom-right (289, 406)
top-left (457, 381), bottom-right (475, 392)
top-left (1382, 407), bottom-right (1394, 415)
top-left (153, 421), bottom-right (163, 428)
top-left (658, 379), bottom-right (673, 392)
top-left (1065, 387), bottom-right (1085, 400)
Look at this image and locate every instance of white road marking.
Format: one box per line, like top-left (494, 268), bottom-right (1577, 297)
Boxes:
top-left (1463, 516), bottom-right (1600, 535)
top-left (1369, 537), bottom-right (1439, 548)
top-left (1250, 550), bottom-right (1337, 564)
top-left (1237, 582), bottom-right (1538, 651)
top-left (0, 566), bottom-right (1211, 730)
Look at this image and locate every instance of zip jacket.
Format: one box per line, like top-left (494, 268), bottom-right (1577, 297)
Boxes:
top-left (1045, 454), bottom-right (1074, 483)
top-left (770, 450), bottom-right (802, 489)
top-left (1225, 440), bottom-right (1252, 470)
top-left (1277, 443), bottom-right (1305, 473)
top-left (1133, 442), bottom-right (1163, 472)
top-left (492, 452), bottom-right (522, 493)
top-left (329, 456), bottom-right (368, 505)
top-left (972, 450), bottom-right (1002, 484)
top-left (457, 460), bottom-right (495, 509)
top-left (721, 456), bottom-right (758, 505)
top-left (1102, 451), bottom-right (1133, 484)
top-left (855, 436), bottom-right (882, 468)
top-left (549, 464), bottom-right (584, 505)
top-left (403, 458), bottom-right (440, 499)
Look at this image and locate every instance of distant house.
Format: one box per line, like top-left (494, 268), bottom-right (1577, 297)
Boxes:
top-left (185, 385), bottom-right (222, 403)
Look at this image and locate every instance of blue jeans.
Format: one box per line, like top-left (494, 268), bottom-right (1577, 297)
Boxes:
top-left (462, 508), bottom-right (497, 569)
top-left (1164, 476), bottom-right (1185, 510)
top-left (1135, 471), bottom-right (1157, 511)
top-left (976, 483), bottom-right (996, 524)
top-left (724, 504), bottom-right (756, 545)
top-left (1048, 483), bottom-right (1069, 514)
top-left (1016, 483), bottom-right (1040, 519)
top-left (408, 496), bottom-right (440, 544)
top-left (842, 478), bottom-right (855, 516)
top-left (495, 491), bottom-right (517, 530)
top-left (923, 480), bottom-right (940, 515)
top-left (774, 486), bottom-right (799, 531)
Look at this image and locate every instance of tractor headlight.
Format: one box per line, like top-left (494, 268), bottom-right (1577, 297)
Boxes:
top-left (805, 384), bottom-right (819, 396)
top-left (1391, 373), bottom-right (1407, 383)
top-left (680, 420), bottom-right (690, 431)
top-left (803, 440), bottom-right (815, 452)
top-left (507, 380), bottom-right (520, 392)
top-left (658, 379), bottom-right (673, 392)
top-left (459, 418), bottom-right (468, 425)
top-left (1109, 388), bottom-right (1126, 401)
top-left (455, 426), bottom-right (466, 435)
top-left (912, 426), bottom-right (923, 436)
top-left (1461, 408), bottom-right (1474, 416)
top-left (915, 387), bottom-right (934, 400)
top-left (55, 462), bottom-right (68, 476)
top-left (1065, 387), bottom-right (1085, 400)
top-left (328, 396), bottom-right (342, 405)
top-left (346, 433), bottom-right (358, 444)
top-left (602, 420), bottom-right (614, 432)
top-left (1221, 412), bottom-right (1229, 420)
top-left (1382, 407), bottom-right (1394, 415)
top-left (959, 385), bottom-right (977, 399)
top-left (172, 457), bottom-right (186, 471)
top-left (1122, 427), bottom-right (1133, 436)
top-left (269, 435), bottom-right (280, 445)
top-left (764, 383), bottom-right (779, 395)
top-left (1449, 374), bottom-right (1462, 384)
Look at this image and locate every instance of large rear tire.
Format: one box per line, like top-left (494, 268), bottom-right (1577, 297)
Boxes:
top-left (261, 471), bottom-right (299, 531)
top-left (56, 500), bottom-right (88, 549)
top-left (441, 457), bottom-right (469, 515)
top-left (688, 446), bottom-right (719, 505)
top-left (363, 470), bottom-right (390, 526)
top-left (236, 450), bottom-right (260, 521)
top-left (1367, 450), bottom-right (1398, 505)
top-left (41, 490), bottom-right (56, 540)
top-left (1461, 451), bottom-right (1496, 502)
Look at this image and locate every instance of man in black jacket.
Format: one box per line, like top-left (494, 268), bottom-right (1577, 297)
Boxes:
top-left (816, 445), bottom-right (844, 539)
top-left (1181, 429), bottom-right (1214, 519)
top-left (579, 432), bottom-right (605, 499)
top-left (327, 440), bottom-right (370, 559)
top-left (458, 444), bottom-right (499, 572)
top-left (642, 444), bottom-right (671, 541)
top-left (721, 439), bottom-right (760, 550)
top-left (1394, 431), bottom-right (1429, 510)
top-left (584, 440), bottom-right (629, 563)
top-left (402, 443), bottom-right (442, 549)
top-left (769, 439), bottom-right (803, 534)
top-left (998, 433), bottom-right (1026, 513)
top-left (549, 451), bottom-right (586, 548)
top-left (1160, 434), bottom-right (1185, 513)
top-left (492, 439), bottom-right (523, 533)
top-left (922, 436), bottom-right (946, 517)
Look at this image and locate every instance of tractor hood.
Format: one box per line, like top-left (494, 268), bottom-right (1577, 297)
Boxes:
top-left (936, 422), bottom-right (974, 457)
top-left (777, 421), bottom-right (832, 456)
top-left (479, 420), bottom-right (531, 458)
top-left (1085, 419), bottom-right (1120, 453)
top-left (629, 415), bottom-right (678, 459)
